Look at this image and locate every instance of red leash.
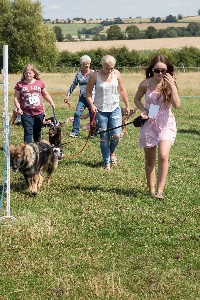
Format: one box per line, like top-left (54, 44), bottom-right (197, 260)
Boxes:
top-left (61, 111), bottom-right (97, 159)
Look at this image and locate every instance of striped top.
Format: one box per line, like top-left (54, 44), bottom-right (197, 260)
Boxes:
top-left (66, 70), bottom-right (94, 97)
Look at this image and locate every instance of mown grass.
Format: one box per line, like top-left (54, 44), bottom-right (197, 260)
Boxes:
top-left (49, 23), bottom-right (101, 37)
top-left (0, 73), bottom-right (199, 299)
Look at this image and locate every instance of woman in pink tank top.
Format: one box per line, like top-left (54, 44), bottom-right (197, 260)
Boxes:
top-left (134, 55), bottom-right (180, 199)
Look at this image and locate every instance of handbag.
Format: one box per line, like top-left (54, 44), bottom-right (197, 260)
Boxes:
top-left (133, 115), bottom-right (148, 127)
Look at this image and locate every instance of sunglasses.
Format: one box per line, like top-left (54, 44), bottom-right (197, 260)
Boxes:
top-left (153, 68), bottom-right (167, 74)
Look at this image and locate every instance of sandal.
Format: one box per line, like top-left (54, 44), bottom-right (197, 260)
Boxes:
top-left (155, 192), bottom-right (164, 199)
top-left (110, 153), bottom-right (118, 165)
top-left (149, 191), bottom-right (155, 197)
top-left (104, 164), bottom-right (110, 171)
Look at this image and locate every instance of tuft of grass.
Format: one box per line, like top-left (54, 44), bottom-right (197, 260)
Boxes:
top-left (0, 73), bottom-right (199, 299)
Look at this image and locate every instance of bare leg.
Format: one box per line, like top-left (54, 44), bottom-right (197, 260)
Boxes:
top-left (144, 146), bottom-right (156, 194)
top-left (157, 140), bottom-right (172, 194)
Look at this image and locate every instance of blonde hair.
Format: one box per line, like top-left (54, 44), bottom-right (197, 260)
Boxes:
top-left (21, 64), bottom-right (41, 81)
top-left (100, 55), bottom-right (116, 66)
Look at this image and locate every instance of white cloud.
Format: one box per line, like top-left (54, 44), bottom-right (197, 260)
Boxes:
top-left (50, 5), bottom-right (61, 11)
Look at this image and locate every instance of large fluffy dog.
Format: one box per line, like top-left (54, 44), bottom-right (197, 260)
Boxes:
top-left (10, 141), bottom-right (59, 195)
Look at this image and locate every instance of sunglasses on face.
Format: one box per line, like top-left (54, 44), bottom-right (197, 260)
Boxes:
top-left (153, 68), bottom-right (167, 74)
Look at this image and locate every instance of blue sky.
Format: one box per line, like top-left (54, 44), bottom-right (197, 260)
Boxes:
top-left (39, 0), bottom-right (199, 20)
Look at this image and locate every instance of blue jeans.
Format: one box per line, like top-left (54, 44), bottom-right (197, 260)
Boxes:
top-left (72, 95), bottom-right (92, 135)
top-left (97, 107), bottom-right (122, 165)
top-left (21, 113), bottom-right (45, 143)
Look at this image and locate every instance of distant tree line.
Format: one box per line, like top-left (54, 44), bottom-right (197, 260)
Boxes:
top-left (77, 25), bottom-right (104, 35)
top-left (45, 14), bottom-right (184, 25)
top-left (100, 17), bottom-right (124, 26)
top-left (93, 22), bottom-right (200, 41)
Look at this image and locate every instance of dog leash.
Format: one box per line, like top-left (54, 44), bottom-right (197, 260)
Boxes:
top-left (94, 119), bottom-right (135, 136)
top-left (61, 112), bottom-right (97, 159)
top-left (60, 112), bottom-right (137, 159)
top-left (65, 101), bottom-right (73, 110)
top-left (51, 106), bottom-right (59, 126)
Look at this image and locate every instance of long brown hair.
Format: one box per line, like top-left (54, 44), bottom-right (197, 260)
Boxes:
top-left (21, 64), bottom-right (41, 81)
top-left (145, 55), bottom-right (175, 78)
top-left (146, 55), bottom-right (177, 102)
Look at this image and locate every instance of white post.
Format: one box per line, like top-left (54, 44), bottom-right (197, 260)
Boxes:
top-left (0, 45), bottom-right (16, 222)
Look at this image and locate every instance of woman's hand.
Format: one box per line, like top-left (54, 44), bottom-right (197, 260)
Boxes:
top-left (17, 108), bottom-right (23, 115)
top-left (141, 109), bottom-right (148, 119)
top-left (64, 95), bottom-right (69, 103)
top-left (124, 105), bottom-right (130, 116)
top-left (90, 104), bottom-right (97, 114)
top-left (51, 102), bottom-right (55, 109)
top-left (163, 73), bottom-right (176, 90)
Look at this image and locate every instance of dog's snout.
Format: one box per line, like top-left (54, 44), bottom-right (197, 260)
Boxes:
top-left (12, 166), bottom-right (19, 172)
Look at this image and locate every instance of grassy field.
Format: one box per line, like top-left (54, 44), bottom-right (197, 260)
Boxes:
top-left (101, 23), bottom-right (189, 33)
top-left (56, 36), bottom-right (200, 52)
top-left (181, 15), bottom-right (200, 22)
top-left (0, 72), bottom-right (199, 299)
top-left (49, 23), bottom-right (101, 37)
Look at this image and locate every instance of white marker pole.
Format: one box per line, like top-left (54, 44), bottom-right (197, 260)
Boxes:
top-left (0, 45), bottom-right (16, 222)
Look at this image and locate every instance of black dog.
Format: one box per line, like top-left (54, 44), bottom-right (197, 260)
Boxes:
top-left (49, 126), bottom-right (63, 159)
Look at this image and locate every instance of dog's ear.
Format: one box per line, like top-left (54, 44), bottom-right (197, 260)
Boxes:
top-left (58, 121), bottom-right (65, 127)
top-left (19, 143), bottom-right (26, 150)
top-left (9, 144), bottom-right (16, 154)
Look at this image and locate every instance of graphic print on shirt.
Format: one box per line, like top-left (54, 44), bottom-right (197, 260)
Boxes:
top-left (23, 92), bottom-right (40, 107)
top-left (102, 82), bottom-right (119, 111)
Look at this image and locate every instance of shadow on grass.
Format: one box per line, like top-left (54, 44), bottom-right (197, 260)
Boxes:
top-left (178, 129), bottom-right (200, 135)
top-left (10, 181), bottom-right (28, 193)
top-left (67, 183), bottom-right (139, 198)
top-left (60, 159), bottom-right (103, 168)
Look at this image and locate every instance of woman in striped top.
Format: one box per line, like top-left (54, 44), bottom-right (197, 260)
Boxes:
top-left (64, 55), bottom-right (94, 138)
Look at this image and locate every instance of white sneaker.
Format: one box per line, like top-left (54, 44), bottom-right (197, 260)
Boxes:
top-left (69, 132), bottom-right (78, 138)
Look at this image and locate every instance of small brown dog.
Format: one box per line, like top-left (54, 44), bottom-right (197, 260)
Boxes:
top-left (121, 108), bottom-right (136, 135)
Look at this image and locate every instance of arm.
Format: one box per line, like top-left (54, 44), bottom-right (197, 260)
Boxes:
top-left (86, 71), bottom-right (97, 113)
top-left (42, 88), bottom-right (55, 108)
top-left (134, 80), bottom-right (148, 119)
top-left (117, 70), bottom-right (130, 115)
top-left (164, 73), bottom-right (180, 109)
top-left (64, 72), bottom-right (79, 103)
top-left (14, 90), bottom-right (23, 115)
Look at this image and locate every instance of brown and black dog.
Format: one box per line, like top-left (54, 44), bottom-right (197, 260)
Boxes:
top-left (10, 141), bottom-right (59, 195)
top-left (48, 125), bottom-right (63, 159)
top-left (121, 108), bottom-right (136, 136)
